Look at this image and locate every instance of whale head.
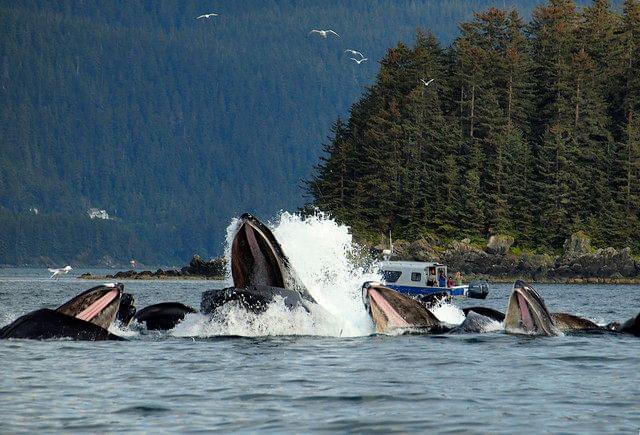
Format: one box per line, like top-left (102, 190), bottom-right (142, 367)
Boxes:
top-left (56, 283), bottom-right (124, 330)
top-left (505, 280), bottom-right (559, 336)
top-left (361, 282), bottom-right (442, 333)
top-left (231, 213), bottom-right (312, 300)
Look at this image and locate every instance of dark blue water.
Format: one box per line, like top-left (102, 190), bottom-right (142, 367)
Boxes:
top-left (1, 269), bottom-right (639, 433)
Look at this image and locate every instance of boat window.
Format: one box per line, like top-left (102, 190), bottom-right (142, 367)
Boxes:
top-left (411, 272), bottom-right (421, 282)
top-left (382, 270), bottom-right (401, 283)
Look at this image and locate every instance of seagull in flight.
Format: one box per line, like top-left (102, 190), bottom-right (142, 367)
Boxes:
top-left (48, 266), bottom-right (72, 279)
top-left (309, 29), bottom-right (340, 38)
top-left (350, 57), bottom-right (368, 64)
top-left (345, 49), bottom-right (364, 58)
top-left (196, 13), bottom-right (219, 19)
top-left (420, 78), bottom-right (435, 87)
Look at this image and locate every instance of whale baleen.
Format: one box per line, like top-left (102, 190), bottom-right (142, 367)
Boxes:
top-left (201, 213), bottom-right (316, 314)
top-left (504, 280), bottom-right (560, 336)
top-left (361, 281), bottom-right (447, 334)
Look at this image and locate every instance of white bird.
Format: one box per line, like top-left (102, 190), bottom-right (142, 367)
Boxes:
top-left (48, 266), bottom-right (72, 280)
top-left (420, 78), bottom-right (435, 87)
top-left (196, 13), bottom-right (219, 19)
top-left (350, 57), bottom-right (368, 64)
top-left (309, 29), bottom-right (340, 38)
top-left (345, 49), bottom-right (364, 58)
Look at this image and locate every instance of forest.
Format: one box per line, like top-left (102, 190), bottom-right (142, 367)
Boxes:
top-left (306, 0), bottom-right (640, 253)
top-left (0, 0), bottom-right (627, 265)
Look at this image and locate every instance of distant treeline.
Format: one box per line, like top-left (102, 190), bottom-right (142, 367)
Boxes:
top-left (0, 0), bottom-right (626, 265)
top-left (306, 0), bottom-right (640, 252)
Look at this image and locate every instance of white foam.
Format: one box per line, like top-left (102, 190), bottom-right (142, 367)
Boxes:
top-left (431, 301), bottom-right (466, 325)
top-left (182, 211), bottom-right (377, 337)
top-left (108, 321), bottom-right (140, 338)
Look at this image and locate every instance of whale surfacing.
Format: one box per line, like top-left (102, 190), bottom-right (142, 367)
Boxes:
top-left (202, 213), bottom-right (316, 315)
top-left (505, 280), bottom-right (560, 336)
top-left (1, 283), bottom-right (126, 340)
top-left (361, 282), bottom-right (445, 334)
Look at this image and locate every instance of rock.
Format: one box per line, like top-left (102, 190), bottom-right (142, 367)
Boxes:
top-left (389, 240), bottom-right (410, 260)
top-left (563, 231), bottom-right (592, 259)
top-left (551, 244), bottom-right (638, 278)
top-left (406, 238), bottom-right (439, 262)
top-left (184, 255), bottom-right (226, 277)
top-left (486, 235), bottom-right (514, 255)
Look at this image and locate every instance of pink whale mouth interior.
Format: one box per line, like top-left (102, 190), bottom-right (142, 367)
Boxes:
top-left (76, 289), bottom-right (120, 322)
top-left (369, 288), bottom-right (410, 328)
top-left (517, 292), bottom-right (535, 331)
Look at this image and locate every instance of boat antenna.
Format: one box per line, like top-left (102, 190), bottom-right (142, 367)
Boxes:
top-left (382, 230), bottom-right (393, 261)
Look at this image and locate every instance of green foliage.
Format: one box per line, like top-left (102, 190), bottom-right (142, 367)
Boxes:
top-left (0, 0), bottom-right (629, 264)
top-left (307, 0), bottom-right (640, 253)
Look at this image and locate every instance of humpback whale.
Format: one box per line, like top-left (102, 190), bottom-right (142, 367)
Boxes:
top-left (361, 282), bottom-right (448, 334)
top-left (610, 312), bottom-right (640, 336)
top-left (502, 281), bottom-right (640, 336)
top-left (0, 283), bottom-right (125, 340)
top-left (116, 293), bottom-right (137, 326)
top-left (504, 280), bottom-right (560, 336)
top-left (201, 213), bottom-right (317, 314)
top-left (133, 302), bottom-right (196, 330)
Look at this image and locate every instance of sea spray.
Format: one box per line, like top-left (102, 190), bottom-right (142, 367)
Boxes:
top-left (176, 211), bottom-right (378, 337)
top-left (430, 301), bottom-right (466, 325)
top-left (272, 212), bottom-right (379, 336)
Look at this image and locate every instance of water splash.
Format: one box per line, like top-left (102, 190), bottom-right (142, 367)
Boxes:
top-left (431, 301), bottom-right (466, 325)
top-left (179, 211), bottom-right (378, 337)
top-left (272, 212), bottom-right (378, 336)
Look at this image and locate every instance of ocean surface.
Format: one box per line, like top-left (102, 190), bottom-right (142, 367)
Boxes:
top-left (1, 215), bottom-right (639, 433)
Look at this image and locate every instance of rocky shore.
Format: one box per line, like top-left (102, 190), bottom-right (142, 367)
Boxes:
top-left (375, 232), bottom-right (640, 284)
top-left (79, 255), bottom-right (226, 280)
top-left (79, 232), bottom-right (640, 284)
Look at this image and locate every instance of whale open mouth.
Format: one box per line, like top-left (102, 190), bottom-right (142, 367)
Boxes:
top-left (362, 282), bottom-right (441, 333)
top-left (56, 283), bottom-right (123, 330)
top-left (232, 214), bottom-right (286, 289)
top-left (505, 280), bottom-right (558, 336)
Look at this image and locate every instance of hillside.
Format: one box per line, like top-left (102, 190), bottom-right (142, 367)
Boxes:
top-left (0, 0), bottom-right (618, 265)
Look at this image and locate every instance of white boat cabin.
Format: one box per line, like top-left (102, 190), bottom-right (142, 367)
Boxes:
top-left (380, 260), bottom-right (450, 288)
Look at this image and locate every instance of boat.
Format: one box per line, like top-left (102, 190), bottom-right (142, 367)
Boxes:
top-left (379, 260), bottom-right (489, 299)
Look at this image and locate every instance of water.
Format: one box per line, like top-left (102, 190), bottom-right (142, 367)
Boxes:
top-left (1, 214), bottom-right (639, 432)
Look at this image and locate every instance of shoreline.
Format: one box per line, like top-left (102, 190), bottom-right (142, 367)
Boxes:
top-left (78, 274), bottom-right (225, 281)
top-left (77, 272), bottom-right (640, 285)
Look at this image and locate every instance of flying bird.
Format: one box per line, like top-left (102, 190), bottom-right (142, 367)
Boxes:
top-left (196, 13), bottom-right (219, 19)
top-left (345, 49), bottom-right (364, 58)
top-left (420, 78), bottom-right (435, 87)
top-left (350, 57), bottom-right (368, 64)
top-left (48, 266), bottom-right (72, 279)
top-left (309, 29), bottom-right (340, 38)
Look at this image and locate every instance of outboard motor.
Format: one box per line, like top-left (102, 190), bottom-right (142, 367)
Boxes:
top-left (467, 281), bottom-right (489, 299)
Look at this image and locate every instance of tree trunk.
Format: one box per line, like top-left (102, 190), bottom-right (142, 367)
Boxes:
top-left (470, 84), bottom-right (476, 138)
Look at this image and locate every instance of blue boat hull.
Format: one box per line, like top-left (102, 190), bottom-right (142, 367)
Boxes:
top-left (386, 284), bottom-right (468, 297)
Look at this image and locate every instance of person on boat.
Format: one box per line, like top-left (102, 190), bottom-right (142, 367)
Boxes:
top-left (455, 271), bottom-right (463, 286)
top-left (427, 268), bottom-right (436, 286)
top-left (447, 276), bottom-right (455, 287)
top-left (438, 270), bottom-right (447, 288)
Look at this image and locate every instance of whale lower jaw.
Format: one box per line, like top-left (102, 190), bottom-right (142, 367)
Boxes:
top-left (0, 309), bottom-right (124, 341)
top-left (201, 285), bottom-right (314, 315)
